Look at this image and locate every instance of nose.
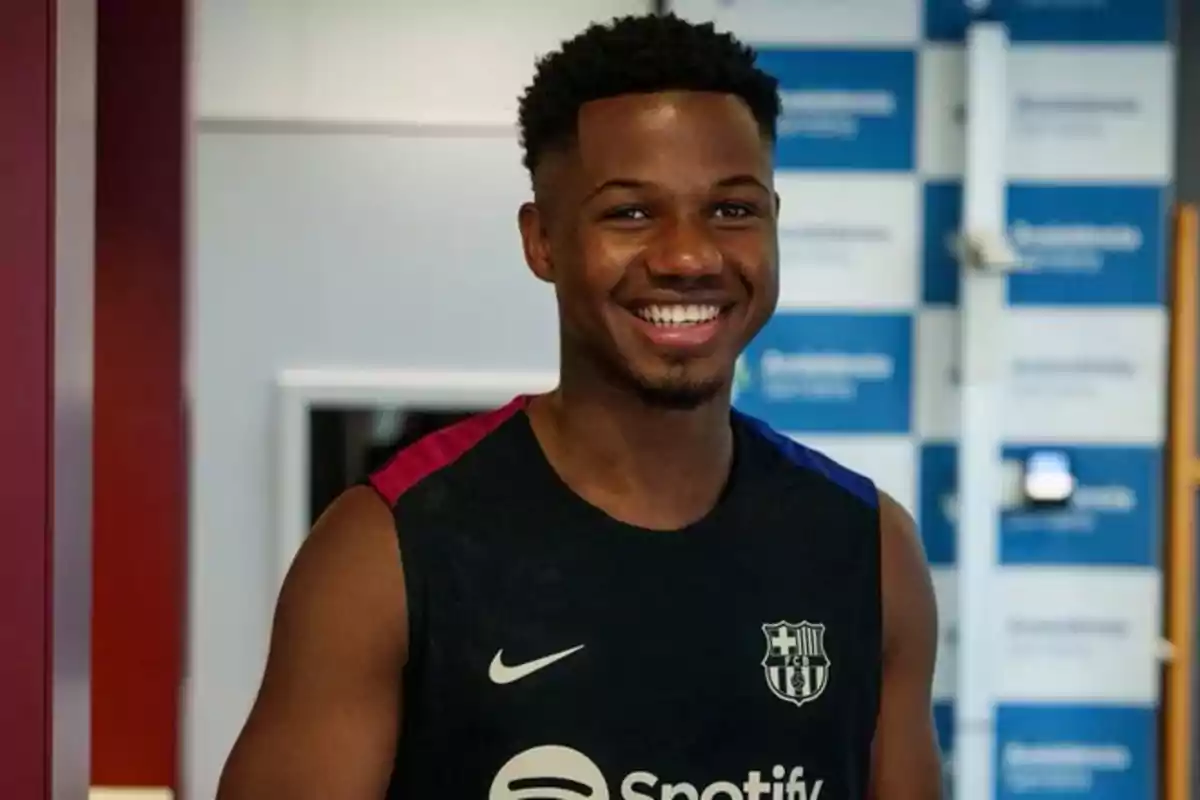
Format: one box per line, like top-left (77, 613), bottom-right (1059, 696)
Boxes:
top-left (645, 215), bottom-right (723, 278)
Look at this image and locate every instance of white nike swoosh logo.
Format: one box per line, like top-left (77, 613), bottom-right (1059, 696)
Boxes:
top-left (488, 644), bottom-right (585, 685)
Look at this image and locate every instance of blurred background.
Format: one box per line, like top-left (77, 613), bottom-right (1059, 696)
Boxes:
top-left (2, 0), bottom-right (1198, 798)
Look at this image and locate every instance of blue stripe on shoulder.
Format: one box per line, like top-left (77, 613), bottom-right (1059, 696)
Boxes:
top-left (737, 412), bottom-right (879, 508)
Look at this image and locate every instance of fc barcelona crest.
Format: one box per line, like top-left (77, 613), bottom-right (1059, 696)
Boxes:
top-left (761, 621), bottom-right (831, 708)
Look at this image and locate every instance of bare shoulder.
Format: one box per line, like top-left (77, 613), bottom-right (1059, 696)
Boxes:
top-left (877, 488), bottom-right (921, 552)
top-left (280, 484), bottom-right (408, 631)
top-left (876, 489), bottom-right (937, 655)
top-left (275, 482), bottom-right (409, 657)
top-left (264, 484), bottom-right (409, 674)
top-left (216, 485), bottom-right (408, 799)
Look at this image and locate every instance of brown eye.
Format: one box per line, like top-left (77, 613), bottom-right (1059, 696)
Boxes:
top-left (603, 206), bottom-right (651, 222)
top-left (712, 202), bottom-right (758, 220)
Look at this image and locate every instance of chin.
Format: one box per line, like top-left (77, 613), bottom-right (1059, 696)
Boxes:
top-left (587, 336), bottom-right (733, 410)
top-left (624, 369), bottom-right (727, 411)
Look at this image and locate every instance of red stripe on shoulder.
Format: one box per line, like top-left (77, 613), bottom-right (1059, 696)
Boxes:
top-left (368, 395), bottom-right (529, 506)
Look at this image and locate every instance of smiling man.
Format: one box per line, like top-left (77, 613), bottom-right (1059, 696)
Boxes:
top-left (217, 13), bottom-right (942, 800)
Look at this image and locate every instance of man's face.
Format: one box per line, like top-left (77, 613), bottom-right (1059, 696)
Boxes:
top-left (520, 90), bottom-right (779, 410)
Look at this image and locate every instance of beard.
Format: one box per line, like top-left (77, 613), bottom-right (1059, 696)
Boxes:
top-left (626, 368), bottom-right (725, 410)
top-left (560, 320), bottom-right (731, 411)
top-left (598, 348), bottom-right (727, 411)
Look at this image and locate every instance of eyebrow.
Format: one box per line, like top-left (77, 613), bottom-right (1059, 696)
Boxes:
top-left (584, 174), bottom-right (771, 202)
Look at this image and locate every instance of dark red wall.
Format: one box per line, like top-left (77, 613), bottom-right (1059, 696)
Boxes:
top-left (93, 0), bottom-right (186, 788)
top-left (0, 0), bottom-right (56, 795)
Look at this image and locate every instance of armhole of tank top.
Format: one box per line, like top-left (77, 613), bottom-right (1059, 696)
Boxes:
top-left (397, 517), bottom-right (427, 692)
top-left (869, 490), bottom-right (886, 744)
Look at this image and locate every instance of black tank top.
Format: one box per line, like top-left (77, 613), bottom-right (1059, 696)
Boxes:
top-left (368, 395), bottom-right (882, 800)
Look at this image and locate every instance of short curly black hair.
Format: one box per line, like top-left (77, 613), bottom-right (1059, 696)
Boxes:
top-left (517, 13), bottom-right (782, 176)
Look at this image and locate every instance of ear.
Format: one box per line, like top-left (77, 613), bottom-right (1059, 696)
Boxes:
top-left (518, 202), bottom-right (555, 284)
top-left (773, 191), bottom-right (781, 217)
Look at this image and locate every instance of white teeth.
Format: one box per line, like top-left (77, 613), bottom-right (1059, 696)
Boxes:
top-left (635, 304), bottom-right (722, 326)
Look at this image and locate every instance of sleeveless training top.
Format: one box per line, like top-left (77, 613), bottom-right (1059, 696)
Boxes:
top-left (368, 395), bottom-right (882, 800)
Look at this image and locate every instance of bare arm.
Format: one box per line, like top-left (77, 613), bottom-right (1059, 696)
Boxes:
top-left (216, 486), bottom-right (407, 799)
top-left (869, 491), bottom-right (943, 800)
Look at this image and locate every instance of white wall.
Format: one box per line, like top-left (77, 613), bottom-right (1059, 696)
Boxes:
top-left (187, 2), bottom-right (650, 797)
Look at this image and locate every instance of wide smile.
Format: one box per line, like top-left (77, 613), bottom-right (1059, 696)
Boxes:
top-left (624, 302), bottom-right (735, 352)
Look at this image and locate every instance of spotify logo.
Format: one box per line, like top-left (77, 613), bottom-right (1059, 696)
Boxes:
top-left (489, 745), bottom-right (609, 800)
top-left (490, 745), bottom-right (826, 800)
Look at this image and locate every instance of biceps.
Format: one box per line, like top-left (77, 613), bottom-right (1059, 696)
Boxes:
top-left (218, 673), bottom-right (400, 800)
top-left (870, 683), bottom-right (943, 800)
top-left (869, 604), bottom-right (944, 800)
top-left (218, 596), bottom-right (402, 800)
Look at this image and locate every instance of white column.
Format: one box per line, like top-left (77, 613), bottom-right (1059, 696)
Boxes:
top-left (954, 20), bottom-right (1011, 800)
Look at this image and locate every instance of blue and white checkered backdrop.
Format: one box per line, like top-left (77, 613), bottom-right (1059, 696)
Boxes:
top-left (666, 1), bottom-right (1174, 798)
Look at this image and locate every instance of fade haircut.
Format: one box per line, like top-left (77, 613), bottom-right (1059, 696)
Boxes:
top-left (516, 13), bottom-right (782, 177)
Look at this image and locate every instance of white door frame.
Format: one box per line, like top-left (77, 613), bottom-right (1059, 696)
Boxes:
top-left (273, 367), bottom-right (557, 589)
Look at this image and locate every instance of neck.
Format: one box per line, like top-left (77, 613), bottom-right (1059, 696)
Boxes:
top-left (527, 369), bottom-right (735, 530)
